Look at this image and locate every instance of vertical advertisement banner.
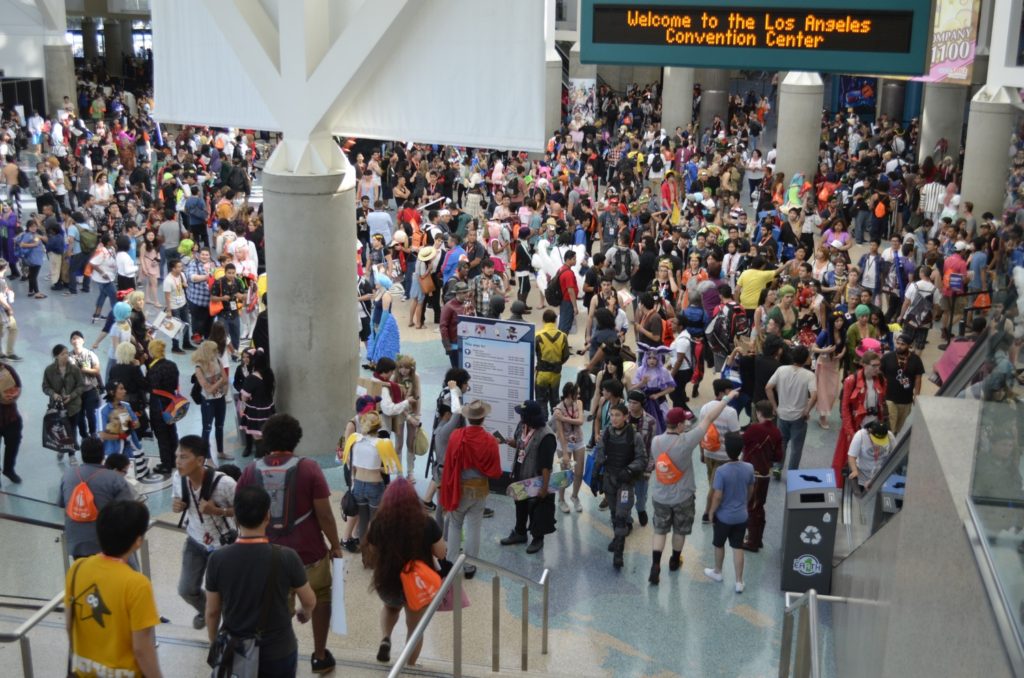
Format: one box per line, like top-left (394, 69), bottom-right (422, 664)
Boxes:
top-left (913, 0), bottom-right (981, 84)
top-left (457, 317), bottom-right (535, 475)
top-left (569, 78), bottom-right (597, 127)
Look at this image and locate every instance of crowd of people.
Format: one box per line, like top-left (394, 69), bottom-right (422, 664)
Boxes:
top-left (1, 62), bottom-right (1022, 677)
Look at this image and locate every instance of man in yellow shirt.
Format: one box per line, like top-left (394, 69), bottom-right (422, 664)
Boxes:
top-left (735, 256), bottom-right (784, 314)
top-left (65, 501), bottom-right (163, 678)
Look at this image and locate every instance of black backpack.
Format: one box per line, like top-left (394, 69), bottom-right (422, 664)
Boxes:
top-left (177, 469), bottom-right (227, 529)
top-left (650, 154), bottom-right (664, 173)
top-left (545, 267), bottom-right (565, 306)
top-left (16, 168), bottom-right (29, 189)
top-left (612, 247), bottom-right (632, 282)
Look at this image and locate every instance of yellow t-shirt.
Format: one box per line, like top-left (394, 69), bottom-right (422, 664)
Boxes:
top-left (65, 555), bottom-right (160, 678)
top-left (737, 268), bottom-right (778, 310)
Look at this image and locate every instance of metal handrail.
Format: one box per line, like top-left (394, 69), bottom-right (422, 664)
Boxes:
top-left (387, 554), bottom-right (551, 678)
top-left (0, 590), bottom-right (65, 678)
top-left (0, 511), bottom-right (65, 531)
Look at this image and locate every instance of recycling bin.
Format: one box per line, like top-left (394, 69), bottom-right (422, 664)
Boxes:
top-left (880, 474), bottom-right (906, 514)
top-left (781, 468), bottom-right (840, 594)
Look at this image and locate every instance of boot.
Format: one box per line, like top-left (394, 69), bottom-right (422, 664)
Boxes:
top-left (611, 536), bottom-right (625, 569)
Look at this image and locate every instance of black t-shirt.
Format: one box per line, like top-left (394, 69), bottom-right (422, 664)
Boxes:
top-left (582, 267), bottom-right (602, 308)
top-left (631, 250), bottom-right (658, 293)
top-left (880, 351), bottom-right (924, 404)
top-left (212, 277), bottom-right (244, 318)
top-left (205, 543), bottom-right (308, 661)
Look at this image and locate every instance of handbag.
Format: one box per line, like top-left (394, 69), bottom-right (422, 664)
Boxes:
top-left (400, 560), bottom-right (442, 611)
top-left (43, 404), bottom-right (76, 452)
top-left (583, 448), bottom-right (604, 496)
top-left (419, 272), bottom-right (436, 296)
top-left (190, 374), bottom-right (205, 405)
top-left (413, 426), bottom-right (430, 456)
top-left (340, 489), bottom-right (359, 517)
top-left (151, 389), bottom-right (190, 424)
top-left (208, 546), bottom-right (279, 677)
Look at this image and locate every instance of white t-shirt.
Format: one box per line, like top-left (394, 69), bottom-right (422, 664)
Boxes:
top-left (847, 429), bottom-right (895, 485)
top-left (698, 400), bottom-right (740, 461)
top-left (767, 365), bottom-right (816, 421)
top-left (171, 469), bottom-right (236, 550)
top-left (669, 331), bottom-right (693, 371)
top-left (163, 272), bottom-right (187, 309)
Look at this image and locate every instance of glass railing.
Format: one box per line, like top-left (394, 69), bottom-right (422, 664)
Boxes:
top-left (0, 494), bottom-right (67, 603)
top-left (965, 327), bottom-right (1024, 669)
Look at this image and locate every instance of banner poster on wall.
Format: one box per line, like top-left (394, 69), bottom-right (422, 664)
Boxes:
top-left (569, 78), bottom-right (597, 126)
top-left (839, 77), bottom-right (877, 113)
top-left (913, 0), bottom-right (981, 84)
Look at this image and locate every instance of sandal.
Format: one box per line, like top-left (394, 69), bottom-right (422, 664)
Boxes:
top-left (376, 637), bottom-right (391, 662)
top-left (34, 293), bottom-right (47, 299)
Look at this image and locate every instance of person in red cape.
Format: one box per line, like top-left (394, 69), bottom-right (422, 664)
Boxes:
top-left (440, 400), bottom-right (502, 578)
top-left (832, 347), bottom-right (887, 488)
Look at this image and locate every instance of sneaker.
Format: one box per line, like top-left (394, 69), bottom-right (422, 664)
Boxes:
top-left (464, 565), bottom-right (477, 579)
top-left (192, 613), bottom-right (206, 629)
top-left (558, 499), bottom-right (570, 513)
top-left (613, 549), bottom-right (624, 569)
top-left (500, 531), bottom-right (527, 546)
top-left (526, 538), bottom-right (544, 554)
top-left (701, 512), bottom-right (710, 524)
top-left (598, 497), bottom-right (609, 511)
top-left (2, 471), bottom-right (22, 484)
top-left (311, 649), bottom-right (336, 674)
top-left (703, 568), bottom-right (724, 582)
top-left (771, 467), bottom-right (781, 480)
top-left (342, 538), bottom-right (360, 553)
top-left (6, 354), bottom-right (22, 362)
top-left (638, 510), bottom-right (648, 527)
top-left (572, 497), bottom-right (583, 512)
top-left (423, 500), bottom-right (437, 511)
top-left (668, 554), bottom-right (683, 571)
top-left (171, 348), bottom-right (186, 355)
top-left (648, 563), bottom-right (661, 585)
top-left (376, 638), bottom-right (391, 663)
top-left (91, 315), bottom-right (101, 324)
top-left (482, 507), bottom-right (494, 518)
top-left (735, 581), bottom-right (745, 594)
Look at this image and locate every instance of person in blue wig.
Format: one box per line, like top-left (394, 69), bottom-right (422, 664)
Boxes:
top-left (367, 271), bottom-right (401, 369)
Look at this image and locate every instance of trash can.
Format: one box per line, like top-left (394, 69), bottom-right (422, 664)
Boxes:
top-left (781, 468), bottom-right (839, 594)
top-left (880, 474), bottom-right (906, 514)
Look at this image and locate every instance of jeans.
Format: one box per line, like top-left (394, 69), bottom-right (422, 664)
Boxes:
top-left (170, 304), bottom-right (193, 350)
top-left (353, 479), bottom-right (385, 539)
top-left (558, 299), bottom-right (575, 334)
top-left (26, 265), bottom-right (41, 295)
top-left (447, 347), bottom-right (460, 368)
top-left (778, 417), bottom-right (809, 471)
top-left (67, 252), bottom-right (89, 293)
top-left (217, 315), bottom-right (240, 351)
top-left (634, 476), bottom-right (649, 513)
top-left (448, 480), bottom-right (488, 559)
top-left (201, 396), bottom-right (226, 455)
top-left (94, 281), bottom-right (116, 315)
top-left (258, 650), bottom-right (298, 677)
top-left (190, 301), bottom-right (211, 339)
top-left (77, 388), bottom-right (100, 438)
top-left (162, 246), bottom-right (179, 278)
top-left (0, 417), bottom-right (22, 475)
top-left (178, 537), bottom-right (211, 614)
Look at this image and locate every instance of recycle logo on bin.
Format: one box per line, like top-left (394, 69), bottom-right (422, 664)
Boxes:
top-left (800, 525), bottom-right (822, 545)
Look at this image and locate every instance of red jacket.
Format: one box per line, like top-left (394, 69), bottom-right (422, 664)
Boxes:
top-left (832, 371), bottom-right (887, 487)
top-left (440, 426), bottom-right (503, 510)
top-left (440, 299), bottom-right (472, 349)
top-left (742, 421), bottom-right (783, 475)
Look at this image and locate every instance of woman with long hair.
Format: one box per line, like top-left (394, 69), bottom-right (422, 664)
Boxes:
top-left (342, 411), bottom-right (401, 537)
top-left (366, 478), bottom-right (446, 666)
top-left (192, 340), bottom-right (231, 462)
top-left (553, 382), bottom-right (586, 513)
top-left (239, 349), bottom-right (275, 456)
top-left (812, 310), bottom-right (847, 429)
top-left (751, 287), bottom-right (777, 348)
top-left (138, 229), bottom-right (161, 307)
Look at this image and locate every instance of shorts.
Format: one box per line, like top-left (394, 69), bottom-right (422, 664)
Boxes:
top-left (353, 479), bottom-right (385, 509)
top-left (712, 517), bottom-right (748, 549)
top-left (305, 555), bottom-right (333, 603)
top-left (652, 496), bottom-right (696, 536)
top-left (938, 294), bottom-right (966, 317)
top-left (704, 457), bottom-right (725, 486)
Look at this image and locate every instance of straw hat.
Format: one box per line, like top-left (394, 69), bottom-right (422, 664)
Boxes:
top-left (417, 246), bottom-right (437, 262)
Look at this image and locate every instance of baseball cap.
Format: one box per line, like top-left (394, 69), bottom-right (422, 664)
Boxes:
top-left (666, 407), bottom-right (694, 426)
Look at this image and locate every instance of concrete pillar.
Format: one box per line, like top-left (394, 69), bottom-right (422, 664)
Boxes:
top-left (261, 154), bottom-right (358, 455)
top-left (81, 18), bottom-right (99, 62)
top-left (120, 20), bottom-right (135, 59)
top-left (568, 42), bottom-right (595, 80)
top-left (917, 82), bottom-right (968, 165)
top-left (775, 71), bottom-right (824, 189)
top-left (544, 0), bottom-right (563, 136)
top-left (961, 86), bottom-right (1017, 217)
top-left (103, 19), bottom-right (122, 77)
top-left (43, 43), bottom-right (76, 116)
top-left (695, 68), bottom-right (729, 131)
top-left (661, 66), bottom-right (694, 132)
top-left (879, 79), bottom-right (906, 124)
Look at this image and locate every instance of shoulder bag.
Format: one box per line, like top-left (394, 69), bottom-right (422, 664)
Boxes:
top-left (208, 545), bottom-right (279, 678)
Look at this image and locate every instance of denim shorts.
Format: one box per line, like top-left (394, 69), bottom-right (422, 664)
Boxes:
top-left (352, 479), bottom-right (385, 509)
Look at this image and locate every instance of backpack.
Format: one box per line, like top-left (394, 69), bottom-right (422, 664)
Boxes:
top-left (612, 247), bottom-right (633, 282)
top-left (705, 302), bottom-right (749, 354)
top-left (66, 468), bottom-right (99, 522)
top-left (16, 168), bottom-right (29, 189)
top-left (905, 283), bottom-right (935, 327)
top-left (650, 154), bottom-right (665, 173)
top-left (78, 226), bottom-right (98, 252)
top-left (943, 267), bottom-right (965, 294)
top-left (151, 389), bottom-right (190, 424)
top-left (700, 422), bottom-right (721, 452)
top-left (655, 452), bottom-right (684, 485)
top-left (178, 469), bottom-right (227, 514)
top-left (252, 456), bottom-right (313, 538)
top-left (544, 267), bottom-right (565, 307)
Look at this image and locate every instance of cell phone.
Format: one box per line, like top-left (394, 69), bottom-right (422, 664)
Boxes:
top-left (492, 430), bottom-right (506, 444)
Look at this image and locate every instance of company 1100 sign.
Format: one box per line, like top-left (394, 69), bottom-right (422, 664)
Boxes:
top-left (582, 1), bottom-right (932, 75)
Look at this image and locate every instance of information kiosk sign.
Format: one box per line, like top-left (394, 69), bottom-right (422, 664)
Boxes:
top-left (457, 316), bottom-right (535, 476)
top-left (581, 0), bottom-right (933, 75)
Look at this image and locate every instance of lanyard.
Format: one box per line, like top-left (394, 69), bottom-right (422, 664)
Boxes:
top-left (235, 537), bottom-right (269, 544)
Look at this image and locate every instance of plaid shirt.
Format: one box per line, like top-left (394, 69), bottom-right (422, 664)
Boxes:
top-left (470, 273), bottom-right (504, 316)
top-left (185, 258), bottom-right (211, 306)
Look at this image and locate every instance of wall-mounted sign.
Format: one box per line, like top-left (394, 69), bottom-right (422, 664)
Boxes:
top-left (581, 0), bottom-right (933, 76)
